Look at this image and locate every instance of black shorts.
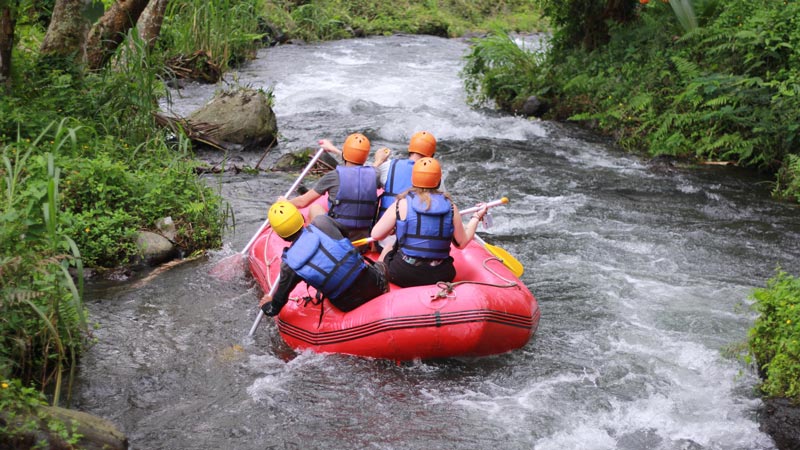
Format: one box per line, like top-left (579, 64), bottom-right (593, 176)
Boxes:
top-left (384, 249), bottom-right (456, 288)
top-left (331, 263), bottom-right (389, 312)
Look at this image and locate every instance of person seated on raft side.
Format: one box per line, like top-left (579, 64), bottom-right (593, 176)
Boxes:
top-left (371, 130), bottom-right (439, 251)
top-left (370, 157), bottom-right (488, 288)
top-left (278, 133), bottom-right (382, 243)
top-left (260, 201), bottom-right (389, 317)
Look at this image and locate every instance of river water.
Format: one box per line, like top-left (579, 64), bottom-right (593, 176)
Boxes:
top-left (73, 35), bottom-right (800, 450)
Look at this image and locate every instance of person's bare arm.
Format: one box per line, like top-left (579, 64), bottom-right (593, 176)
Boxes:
top-left (318, 139), bottom-right (342, 158)
top-left (278, 189), bottom-right (322, 208)
top-left (453, 203), bottom-right (488, 249)
top-left (371, 199), bottom-right (401, 240)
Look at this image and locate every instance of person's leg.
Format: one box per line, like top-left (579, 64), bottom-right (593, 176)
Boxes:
top-left (308, 203), bottom-right (326, 222)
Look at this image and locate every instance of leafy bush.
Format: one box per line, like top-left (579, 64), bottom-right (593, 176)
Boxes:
top-left (748, 270), bottom-right (800, 403)
top-left (462, 29), bottom-right (546, 111)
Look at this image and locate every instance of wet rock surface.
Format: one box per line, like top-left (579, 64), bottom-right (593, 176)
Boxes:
top-left (761, 398), bottom-right (800, 450)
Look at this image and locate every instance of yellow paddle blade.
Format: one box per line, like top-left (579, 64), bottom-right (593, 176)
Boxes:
top-left (484, 242), bottom-right (524, 277)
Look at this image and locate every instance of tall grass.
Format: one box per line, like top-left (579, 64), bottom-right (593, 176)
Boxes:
top-left (1, 122), bottom-right (87, 407)
top-left (161, 0), bottom-right (265, 71)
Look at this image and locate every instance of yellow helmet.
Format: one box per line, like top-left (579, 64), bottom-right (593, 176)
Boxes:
top-left (268, 201), bottom-right (304, 238)
top-left (408, 131), bottom-right (436, 157)
top-left (411, 157), bottom-right (441, 189)
top-left (342, 133), bottom-right (371, 164)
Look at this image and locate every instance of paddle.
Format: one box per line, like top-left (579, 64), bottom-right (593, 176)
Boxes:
top-left (460, 197), bottom-right (509, 216)
top-left (473, 233), bottom-right (524, 277)
top-left (248, 277), bottom-right (281, 336)
top-left (211, 147), bottom-right (326, 280)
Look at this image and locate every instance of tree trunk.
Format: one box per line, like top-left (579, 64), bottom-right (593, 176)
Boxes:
top-left (84, 0), bottom-right (150, 70)
top-left (0, 5), bottom-right (15, 91)
top-left (40, 0), bottom-right (91, 59)
top-left (137, 0), bottom-right (168, 48)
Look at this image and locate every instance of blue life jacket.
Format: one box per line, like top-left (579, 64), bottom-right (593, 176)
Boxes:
top-left (283, 225), bottom-right (366, 300)
top-left (329, 166), bottom-right (378, 229)
top-left (396, 192), bottom-right (454, 260)
top-left (377, 159), bottom-right (414, 220)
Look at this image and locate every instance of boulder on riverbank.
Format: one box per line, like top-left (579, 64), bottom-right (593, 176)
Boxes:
top-left (188, 87), bottom-right (278, 151)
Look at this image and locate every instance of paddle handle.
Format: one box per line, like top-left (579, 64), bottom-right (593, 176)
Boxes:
top-left (460, 197), bottom-right (508, 216)
top-left (240, 148), bottom-right (326, 256)
top-left (351, 237), bottom-right (374, 247)
top-left (248, 273), bottom-right (281, 336)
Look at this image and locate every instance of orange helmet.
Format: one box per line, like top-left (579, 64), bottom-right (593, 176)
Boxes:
top-left (342, 133), bottom-right (371, 164)
top-left (411, 157), bottom-right (441, 189)
top-left (408, 131), bottom-right (436, 157)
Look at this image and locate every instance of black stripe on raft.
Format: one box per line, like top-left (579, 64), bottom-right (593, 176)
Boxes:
top-left (276, 309), bottom-right (536, 346)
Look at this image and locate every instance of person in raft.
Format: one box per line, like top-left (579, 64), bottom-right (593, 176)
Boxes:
top-left (259, 201), bottom-right (389, 317)
top-left (279, 133), bottom-right (381, 242)
top-left (372, 130), bottom-right (437, 222)
top-left (370, 157), bottom-right (488, 288)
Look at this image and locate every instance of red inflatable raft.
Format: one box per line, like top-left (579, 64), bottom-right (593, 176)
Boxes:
top-left (248, 203), bottom-right (540, 361)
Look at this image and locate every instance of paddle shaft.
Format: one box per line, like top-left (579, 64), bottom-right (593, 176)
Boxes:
top-left (240, 147), bottom-right (326, 257)
top-left (248, 274), bottom-right (280, 336)
top-left (459, 197), bottom-right (508, 216)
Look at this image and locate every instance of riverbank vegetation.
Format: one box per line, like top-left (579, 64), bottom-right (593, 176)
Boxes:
top-left (1, 0), bottom-right (263, 435)
top-left (462, 0), bottom-right (800, 204)
top-left (461, 0), bottom-right (800, 407)
top-left (749, 270), bottom-right (800, 404)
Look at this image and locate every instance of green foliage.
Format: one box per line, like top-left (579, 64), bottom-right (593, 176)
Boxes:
top-left (160, 0), bottom-right (265, 70)
top-left (97, 29), bottom-right (168, 143)
top-left (748, 270), bottom-right (800, 403)
top-left (2, 18), bottom-right (226, 402)
top-left (261, 0), bottom-right (545, 42)
top-left (461, 28), bottom-right (545, 110)
top-left (773, 154), bottom-right (800, 204)
top-left (537, 0), bottom-right (637, 50)
top-left (1, 127), bottom-right (87, 406)
top-left (0, 378), bottom-right (82, 447)
top-left (462, 0), bottom-right (800, 202)
top-left (666, 0), bottom-right (721, 33)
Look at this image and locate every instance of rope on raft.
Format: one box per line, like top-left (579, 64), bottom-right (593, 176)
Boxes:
top-left (432, 257), bottom-right (519, 299)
